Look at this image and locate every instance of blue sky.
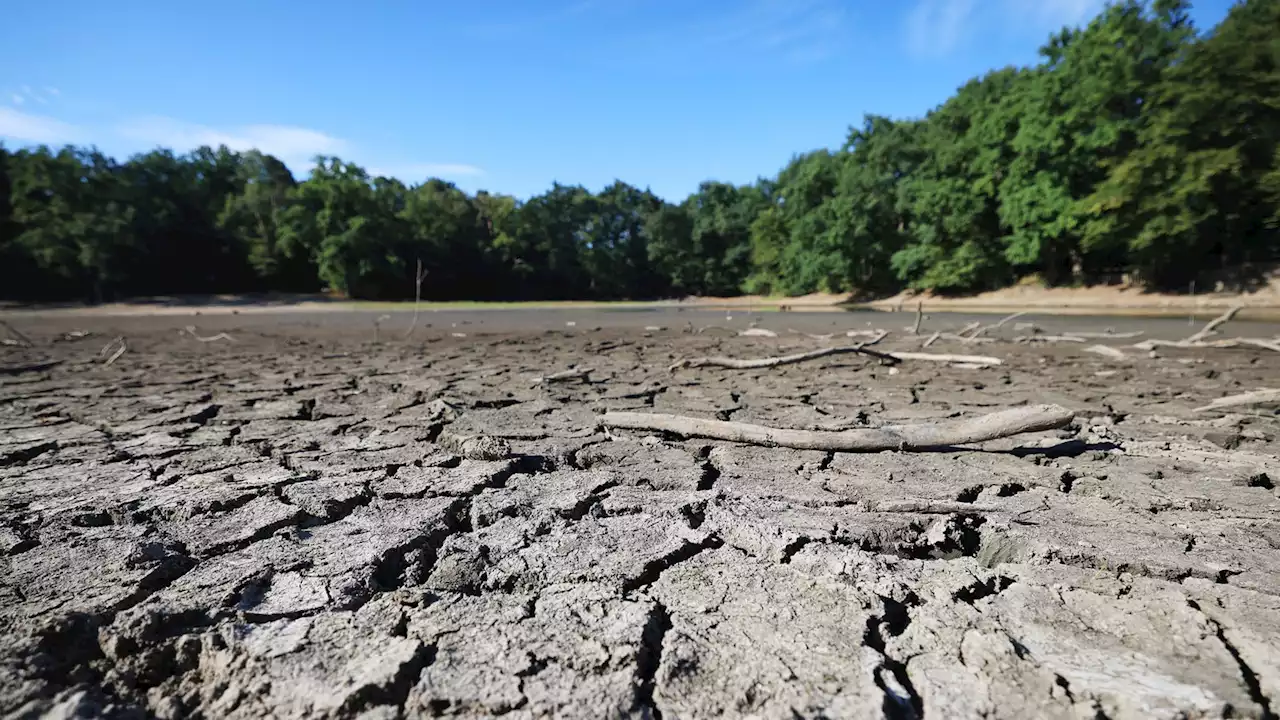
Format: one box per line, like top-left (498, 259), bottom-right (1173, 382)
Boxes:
top-left (1, 0), bottom-right (1233, 201)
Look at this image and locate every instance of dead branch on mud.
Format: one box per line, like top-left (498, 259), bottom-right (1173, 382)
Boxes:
top-left (1194, 389), bottom-right (1280, 413)
top-left (100, 336), bottom-right (127, 366)
top-left (922, 331), bottom-right (941, 348)
top-left (1134, 337), bottom-right (1280, 353)
top-left (534, 367), bottom-right (592, 384)
top-left (670, 338), bottom-right (898, 372)
top-left (404, 258), bottom-right (429, 339)
top-left (910, 302), bottom-right (923, 334)
top-left (969, 311), bottom-right (1027, 339)
top-left (182, 326), bottom-right (235, 343)
top-left (0, 320), bottom-right (34, 347)
top-left (600, 404), bottom-right (1074, 452)
top-left (1084, 345), bottom-right (1128, 361)
top-left (739, 328), bottom-right (778, 338)
top-left (1015, 335), bottom-right (1087, 344)
top-left (1063, 330), bottom-right (1144, 340)
top-left (931, 333), bottom-right (996, 345)
top-left (1186, 305), bottom-right (1241, 343)
top-left (886, 350), bottom-right (1002, 366)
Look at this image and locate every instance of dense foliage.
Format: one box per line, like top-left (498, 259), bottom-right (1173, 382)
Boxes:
top-left (2, 0), bottom-right (1277, 302)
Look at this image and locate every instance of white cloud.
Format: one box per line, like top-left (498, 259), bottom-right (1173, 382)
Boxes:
top-left (10, 94), bottom-right (23, 106)
top-left (0, 107), bottom-right (84, 145)
top-left (906, 0), bottom-right (977, 57)
top-left (45, 86), bottom-right (60, 96)
top-left (369, 163), bottom-right (486, 181)
top-left (116, 116), bottom-right (348, 169)
top-left (906, 0), bottom-right (1108, 57)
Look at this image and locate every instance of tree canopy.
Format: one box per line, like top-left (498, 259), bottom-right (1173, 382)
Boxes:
top-left (2, 0), bottom-right (1277, 303)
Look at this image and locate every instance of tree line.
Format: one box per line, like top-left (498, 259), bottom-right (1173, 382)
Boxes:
top-left (1, 0), bottom-right (1277, 303)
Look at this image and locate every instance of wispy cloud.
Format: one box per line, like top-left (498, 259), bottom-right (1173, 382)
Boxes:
top-left (0, 107), bottom-right (84, 145)
top-left (905, 0), bottom-right (977, 57)
top-left (369, 163), bottom-right (486, 181)
top-left (906, 0), bottom-right (1110, 58)
top-left (10, 94), bottom-right (23, 106)
top-left (116, 116), bottom-right (348, 169)
top-left (698, 0), bottom-right (847, 64)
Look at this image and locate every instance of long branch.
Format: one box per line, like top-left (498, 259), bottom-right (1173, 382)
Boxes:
top-left (1186, 305), bottom-right (1241, 343)
top-left (669, 343), bottom-right (900, 372)
top-left (600, 405), bottom-right (1074, 452)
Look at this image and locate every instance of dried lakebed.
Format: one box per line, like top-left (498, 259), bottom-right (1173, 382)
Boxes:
top-left (2, 313), bottom-right (1280, 719)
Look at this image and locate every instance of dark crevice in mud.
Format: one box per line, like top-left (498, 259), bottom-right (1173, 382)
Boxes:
top-left (865, 594), bottom-right (924, 720)
top-left (779, 537), bottom-right (811, 564)
top-left (861, 515), bottom-right (985, 561)
top-left (1186, 599), bottom-right (1276, 720)
top-left (623, 535), bottom-right (724, 594)
top-left (952, 575), bottom-right (1013, 605)
top-left (955, 486), bottom-right (983, 504)
top-left (372, 497), bottom-right (472, 593)
top-left (1059, 471), bottom-right (1077, 494)
top-left (679, 500), bottom-right (707, 530)
top-left (696, 460), bottom-right (721, 491)
top-left (563, 479), bottom-right (621, 521)
top-left (1, 440), bottom-right (58, 466)
top-left (635, 601), bottom-right (671, 720)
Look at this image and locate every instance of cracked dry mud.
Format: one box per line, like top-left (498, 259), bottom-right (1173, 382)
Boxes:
top-left (3, 312), bottom-right (1280, 719)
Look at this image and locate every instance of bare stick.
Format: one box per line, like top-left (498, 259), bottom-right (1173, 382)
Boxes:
top-left (534, 367), bottom-right (591, 384)
top-left (1063, 330), bottom-right (1144, 340)
top-left (922, 331), bottom-right (941, 348)
top-left (1186, 305), bottom-right (1241, 343)
top-left (0, 320), bottom-right (33, 347)
top-left (887, 351), bottom-right (1002, 366)
top-left (1194, 389), bottom-right (1280, 413)
top-left (970, 311), bottom-right (1027, 339)
top-left (601, 404), bottom-right (1074, 452)
top-left (404, 258), bottom-right (428, 339)
top-left (182, 326), bottom-right (235, 342)
top-left (910, 302), bottom-right (923, 334)
top-left (670, 342), bottom-right (900, 372)
top-left (739, 328), bottom-right (778, 338)
top-left (1083, 345), bottom-right (1127, 360)
top-left (933, 333), bottom-right (996, 345)
top-left (1134, 337), bottom-right (1280, 353)
top-left (103, 337), bottom-right (127, 366)
top-left (1014, 335), bottom-right (1087, 344)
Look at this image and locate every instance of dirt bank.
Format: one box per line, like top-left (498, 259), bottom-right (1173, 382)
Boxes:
top-left (3, 311), bottom-right (1279, 718)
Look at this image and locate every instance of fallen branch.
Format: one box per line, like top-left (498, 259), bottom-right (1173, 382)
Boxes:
top-left (1134, 337), bottom-right (1280, 353)
top-left (101, 336), bottom-right (127, 366)
top-left (886, 351), bottom-right (1002, 366)
top-left (534, 367), bottom-right (591, 384)
top-left (970, 311), bottom-right (1027, 339)
top-left (1186, 305), bottom-right (1241, 343)
top-left (932, 333), bottom-right (996, 345)
top-left (182, 326), bottom-right (235, 342)
top-left (922, 331), bottom-right (941, 348)
top-left (1014, 335), bottom-right (1087, 344)
top-left (1194, 389), bottom-right (1280, 413)
top-left (0, 320), bottom-right (34, 347)
top-left (600, 404), bottom-right (1074, 452)
top-left (739, 328), bottom-right (778, 338)
top-left (670, 341), bottom-right (899, 372)
top-left (1063, 330), bottom-right (1144, 340)
top-left (1083, 345), bottom-right (1127, 361)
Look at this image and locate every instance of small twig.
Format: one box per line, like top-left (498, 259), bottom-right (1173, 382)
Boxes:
top-left (600, 404), bottom-right (1075, 452)
top-left (404, 258), bottom-right (428, 339)
top-left (922, 331), bottom-right (941, 348)
top-left (534, 367), bottom-right (591, 384)
top-left (102, 336), bottom-right (127, 366)
top-left (373, 314), bottom-right (391, 343)
top-left (1194, 389), bottom-right (1280, 413)
top-left (1062, 330), bottom-right (1144, 340)
top-left (1186, 305), bottom-right (1241, 343)
top-left (739, 328), bottom-right (778, 338)
top-left (910, 302), bottom-right (923, 334)
top-left (886, 351), bottom-right (1002, 367)
top-left (970, 311), bottom-right (1027, 339)
top-left (670, 340), bottom-right (899, 372)
top-left (0, 320), bottom-right (33, 347)
top-left (1083, 345), bottom-right (1127, 361)
top-left (182, 326), bottom-right (235, 342)
top-left (1014, 335), bottom-right (1087, 344)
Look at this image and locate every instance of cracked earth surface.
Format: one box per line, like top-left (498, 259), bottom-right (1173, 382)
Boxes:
top-left (2, 311), bottom-right (1280, 719)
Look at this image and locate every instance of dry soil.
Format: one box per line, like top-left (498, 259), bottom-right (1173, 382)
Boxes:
top-left (2, 309), bottom-right (1280, 719)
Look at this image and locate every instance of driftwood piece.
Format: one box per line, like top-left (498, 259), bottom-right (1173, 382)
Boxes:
top-left (1084, 345), bottom-right (1127, 361)
top-left (1186, 305), bottom-right (1241, 343)
top-left (910, 302), bottom-right (923, 334)
top-left (1134, 337), bottom-right (1280, 353)
top-left (1015, 335), bottom-right (1087, 344)
top-left (739, 328), bottom-right (778, 338)
top-left (100, 336), bottom-right (127, 366)
top-left (534, 367), bottom-right (591, 384)
top-left (922, 332), bottom-right (941, 348)
top-left (887, 351), bottom-right (1002, 366)
top-left (600, 404), bottom-right (1074, 452)
top-left (183, 326), bottom-right (235, 342)
top-left (0, 320), bottom-right (34, 347)
top-left (670, 341), bottom-right (899, 372)
top-left (1063, 330), bottom-right (1144, 340)
top-left (1194, 389), bottom-right (1280, 413)
top-left (970, 311), bottom-right (1027, 339)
